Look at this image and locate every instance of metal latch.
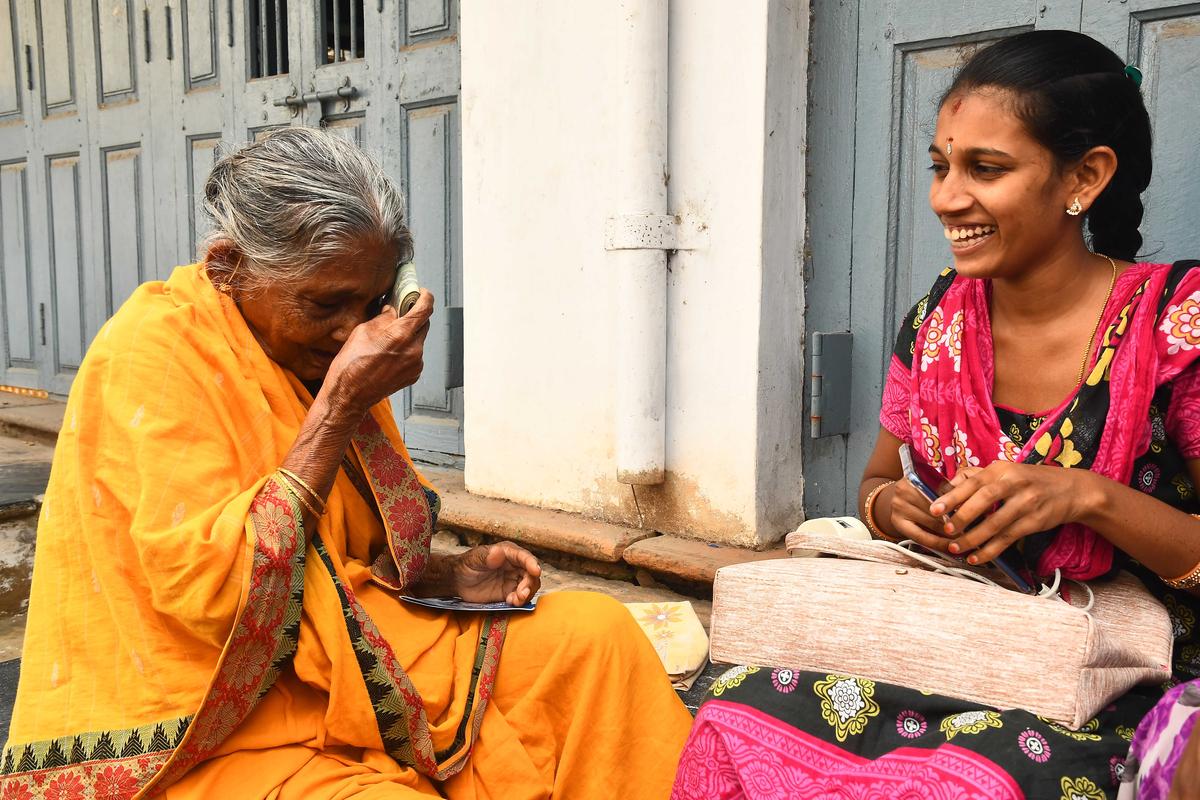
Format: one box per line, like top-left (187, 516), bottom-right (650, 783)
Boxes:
top-left (809, 331), bottom-right (852, 438)
top-left (273, 77), bottom-right (359, 116)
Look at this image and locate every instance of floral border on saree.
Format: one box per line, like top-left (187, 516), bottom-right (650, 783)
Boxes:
top-left (0, 476), bottom-right (308, 800)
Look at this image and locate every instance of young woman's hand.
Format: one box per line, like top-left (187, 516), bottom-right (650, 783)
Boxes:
top-left (929, 462), bottom-right (1085, 564)
top-left (887, 478), bottom-right (955, 553)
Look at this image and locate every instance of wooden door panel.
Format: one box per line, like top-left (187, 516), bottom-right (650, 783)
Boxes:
top-left (404, 101), bottom-right (455, 414)
top-left (0, 0), bottom-right (21, 118)
top-left (323, 110), bottom-right (365, 146)
top-left (1134, 10), bottom-right (1200, 260)
top-left (185, 133), bottom-right (220, 255)
top-left (92, 0), bottom-right (135, 103)
top-left (36, 0), bottom-right (76, 114)
top-left (46, 154), bottom-right (88, 379)
top-left (181, 0), bottom-right (219, 89)
top-left (0, 161), bottom-right (35, 379)
top-left (405, 0), bottom-right (453, 40)
top-left (99, 143), bottom-right (147, 313)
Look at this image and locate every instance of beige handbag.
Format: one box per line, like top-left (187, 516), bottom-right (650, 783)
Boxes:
top-left (708, 529), bottom-right (1174, 730)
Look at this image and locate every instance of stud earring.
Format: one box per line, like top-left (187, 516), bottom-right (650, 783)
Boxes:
top-left (1066, 197), bottom-right (1083, 217)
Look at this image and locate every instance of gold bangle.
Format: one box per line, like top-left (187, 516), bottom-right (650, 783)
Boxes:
top-left (1164, 560), bottom-right (1200, 590)
top-left (277, 468), bottom-right (327, 514)
top-left (863, 480), bottom-right (898, 541)
top-left (276, 472), bottom-right (321, 518)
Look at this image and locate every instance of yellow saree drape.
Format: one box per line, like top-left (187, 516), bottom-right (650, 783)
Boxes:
top-left (0, 265), bottom-right (691, 799)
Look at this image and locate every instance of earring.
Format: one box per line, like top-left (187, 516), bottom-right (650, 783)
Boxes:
top-left (217, 258), bottom-right (242, 293)
top-left (1066, 197), bottom-right (1083, 217)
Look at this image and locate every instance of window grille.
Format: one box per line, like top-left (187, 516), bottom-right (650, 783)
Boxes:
top-left (248, 0), bottom-right (289, 78)
top-left (321, 0), bottom-right (365, 64)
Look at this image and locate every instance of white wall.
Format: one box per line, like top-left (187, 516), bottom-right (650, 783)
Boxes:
top-left (460, 0), bottom-right (808, 547)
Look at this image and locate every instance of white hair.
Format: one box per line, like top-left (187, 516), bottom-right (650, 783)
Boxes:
top-left (200, 126), bottom-right (412, 292)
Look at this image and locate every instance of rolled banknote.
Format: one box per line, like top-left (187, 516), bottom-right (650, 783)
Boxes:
top-left (390, 262), bottom-right (420, 317)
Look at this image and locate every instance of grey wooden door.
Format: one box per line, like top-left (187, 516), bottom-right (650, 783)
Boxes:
top-left (0, 0), bottom-right (466, 465)
top-left (0, 0), bottom-right (164, 393)
top-left (0, 0), bottom-right (38, 390)
top-left (22, 0), bottom-right (101, 396)
top-left (1083, 2), bottom-right (1200, 261)
top-left (156, 0), bottom-right (235, 271)
top-left (222, 1), bottom-right (464, 463)
top-left (82, 1), bottom-right (164, 321)
top-left (805, 0), bottom-right (1200, 517)
top-left (379, 1), bottom-right (464, 463)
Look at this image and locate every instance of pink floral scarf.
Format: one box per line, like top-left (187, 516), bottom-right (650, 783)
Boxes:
top-left (881, 261), bottom-right (1200, 580)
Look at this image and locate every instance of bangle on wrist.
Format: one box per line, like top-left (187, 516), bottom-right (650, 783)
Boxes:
top-left (863, 480), bottom-right (898, 542)
top-left (276, 471), bottom-right (321, 517)
top-left (1162, 517), bottom-right (1200, 590)
top-left (1164, 562), bottom-right (1200, 590)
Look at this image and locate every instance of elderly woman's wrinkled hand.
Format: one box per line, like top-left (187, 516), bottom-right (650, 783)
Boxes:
top-left (326, 289), bottom-right (435, 417)
top-left (450, 542), bottom-right (543, 606)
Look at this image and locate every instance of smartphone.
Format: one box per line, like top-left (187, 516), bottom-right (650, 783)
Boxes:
top-left (899, 443), bottom-right (950, 503)
top-left (897, 443), bottom-right (1036, 594)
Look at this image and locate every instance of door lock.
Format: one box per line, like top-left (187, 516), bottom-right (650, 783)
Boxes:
top-left (272, 77), bottom-right (360, 116)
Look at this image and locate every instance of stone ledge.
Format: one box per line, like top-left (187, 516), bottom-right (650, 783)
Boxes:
top-left (0, 396), bottom-right (64, 448)
top-left (622, 535), bottom-right (789, 584)
top-left (422, 466), bottom-right (656, 563)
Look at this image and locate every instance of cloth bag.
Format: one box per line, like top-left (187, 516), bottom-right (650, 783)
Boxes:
top-left (708, 529), bottom-right (1174, 729)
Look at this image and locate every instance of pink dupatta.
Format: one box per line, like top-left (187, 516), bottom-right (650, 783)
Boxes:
top-left (881, 262), bottom-right (1200, 580)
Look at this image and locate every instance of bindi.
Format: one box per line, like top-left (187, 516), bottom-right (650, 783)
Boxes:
top-left (946, 137), bottom-right (953, 155)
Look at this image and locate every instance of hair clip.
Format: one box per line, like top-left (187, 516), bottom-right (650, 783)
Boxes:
top-left (1124, 64), bottom-right (1143, 87)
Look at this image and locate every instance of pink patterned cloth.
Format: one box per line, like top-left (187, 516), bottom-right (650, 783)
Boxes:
top-left (880, 262), bottom-right (1200, 580)
top-left (671, 701), bottom-right (1022, 800)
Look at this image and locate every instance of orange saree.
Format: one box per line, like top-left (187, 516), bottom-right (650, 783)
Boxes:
top-left (0, 265), bottom-right (691, 799)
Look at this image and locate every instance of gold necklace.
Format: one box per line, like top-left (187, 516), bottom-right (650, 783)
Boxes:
top-left (1076, 254), bottom-right (1119, 388)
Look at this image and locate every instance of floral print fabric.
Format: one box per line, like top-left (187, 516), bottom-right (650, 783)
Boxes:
top-left (1117, 680), bottom-right (1200, 799)
top-left (879, 261), bottom-right (1200, 580)
top-left (671, 668), bottom-right (1152, 799)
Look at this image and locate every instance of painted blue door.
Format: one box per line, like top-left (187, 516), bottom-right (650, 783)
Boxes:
top-left (803, 0), bottom-right (1200, 516)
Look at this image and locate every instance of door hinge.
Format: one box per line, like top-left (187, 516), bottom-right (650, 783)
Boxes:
top-left (38, 303), bottom-right (46, 346)
top-left (165, 5), bottom-right (174, 60)
top-left (23, 45), bottom-right (32, 90)
top-left (445, 306), bottom-right (463, 390)
top-left (809, 331), bottom-right (852, 438)
top-left (143, 7), bottom-right (151, 62)
top-left (226, 0), bottom-right (234, 47)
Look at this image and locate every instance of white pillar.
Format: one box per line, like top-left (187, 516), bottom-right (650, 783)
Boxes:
top-left (613, 0), bottom-right (668, 485)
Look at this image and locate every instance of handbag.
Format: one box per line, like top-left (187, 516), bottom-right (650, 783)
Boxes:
top-left (708, 528), bottom-right (1174, 729)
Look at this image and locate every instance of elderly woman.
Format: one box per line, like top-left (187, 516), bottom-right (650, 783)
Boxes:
top-left (0, 128), bottom-right (692, 798)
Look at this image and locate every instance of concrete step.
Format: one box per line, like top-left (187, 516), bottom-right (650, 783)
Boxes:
top-left (425, 467), bottom-right (656, 563)
top-left (0, 394), bottom-right (64, 448)
top-left (623, 534), bottom-right (789, 584)
top-left (0, 396), bottom-right (790, 592)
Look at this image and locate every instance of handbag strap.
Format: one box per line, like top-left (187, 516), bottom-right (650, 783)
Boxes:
top-left (786, 530), bottom-right (1094, 609)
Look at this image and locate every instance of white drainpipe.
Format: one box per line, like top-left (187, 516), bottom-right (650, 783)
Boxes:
top-left (611, 0), bottom-right (669, 485)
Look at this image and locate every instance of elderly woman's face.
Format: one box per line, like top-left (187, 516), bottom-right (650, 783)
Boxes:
top-left (235, 241), bottom-right (399, 381)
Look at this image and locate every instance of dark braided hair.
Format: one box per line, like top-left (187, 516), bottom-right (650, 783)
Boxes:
top-left (942, 30), bottom-right (1152, 261)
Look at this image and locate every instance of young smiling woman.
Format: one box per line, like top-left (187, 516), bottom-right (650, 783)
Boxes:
top-left (671, 30), bottom-right (1200, 799)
